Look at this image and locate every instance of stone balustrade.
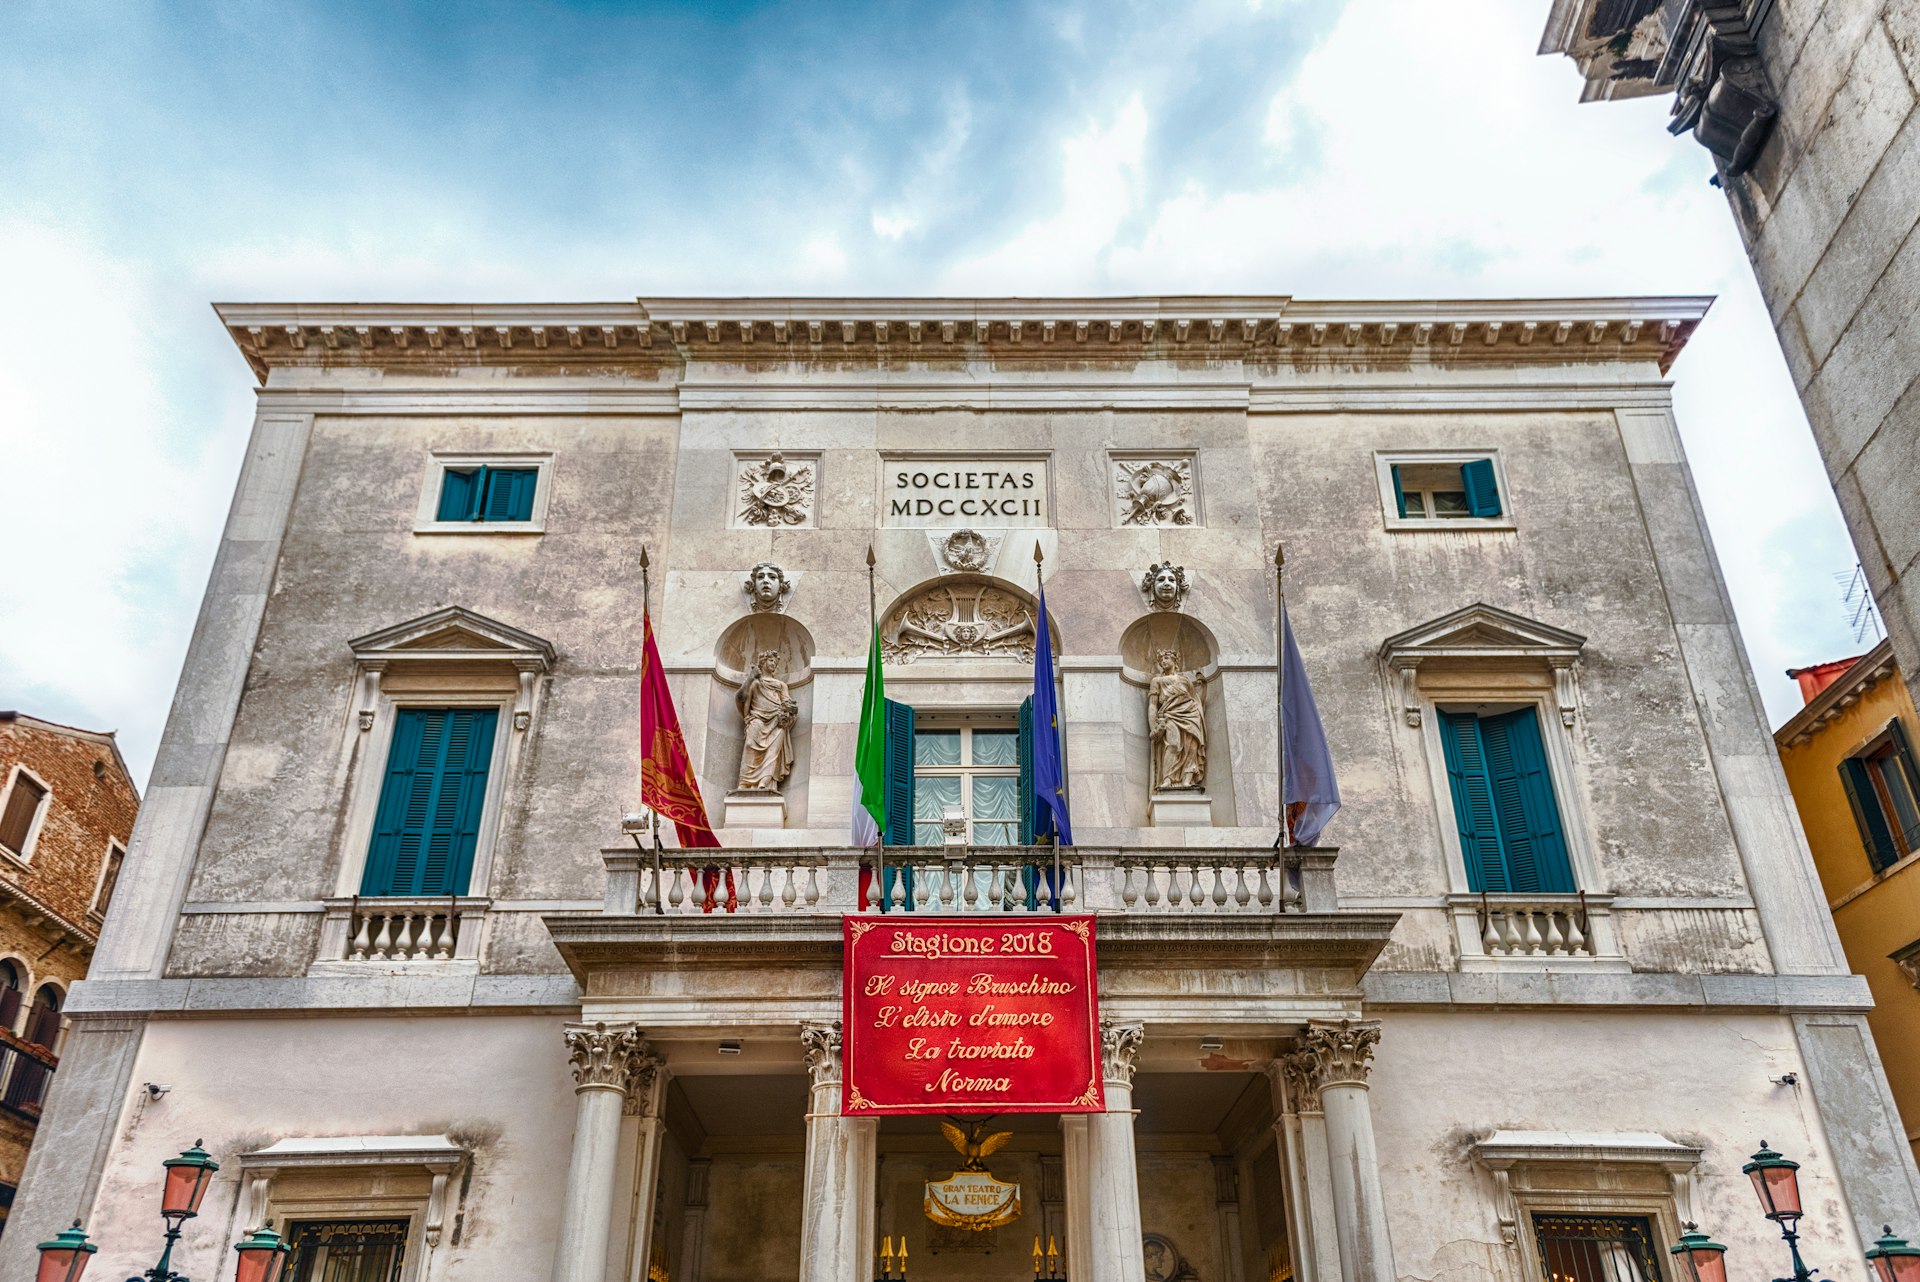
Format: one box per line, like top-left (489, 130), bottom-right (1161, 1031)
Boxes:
top-left (1447, 893), bottom-right (1624, 970)
top-left (600, 846), bottom-right (1340, 918)
top-left (316, 896), bottom-right (490, 964)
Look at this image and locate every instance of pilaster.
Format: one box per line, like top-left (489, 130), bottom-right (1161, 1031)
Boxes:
top-left (1297, 1020), bottom-right (1395, 1282)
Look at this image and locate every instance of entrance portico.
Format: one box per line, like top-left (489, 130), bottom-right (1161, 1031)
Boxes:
top-left (543, 843), bottom-right (1398, 1282)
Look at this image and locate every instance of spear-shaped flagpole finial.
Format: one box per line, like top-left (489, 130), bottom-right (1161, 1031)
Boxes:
top-left (866, 543), bottom-right (878, 627)
top-left (1274, 542), bottom-right (1285, 569)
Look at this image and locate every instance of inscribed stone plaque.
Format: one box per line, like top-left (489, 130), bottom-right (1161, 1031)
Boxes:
top-left (881, 456), bottom-right (1050, 527)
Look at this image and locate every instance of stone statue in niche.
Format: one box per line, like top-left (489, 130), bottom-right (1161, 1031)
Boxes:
top-left (737, 452), bottom-right (815, 527)
top-left (742, 562), bottom-right (793, 613)
top-left (1140, 561), bottom-right (1190, 613)
top-left (736, 649), bottom-right (798, 791)
top-left (1148, 648), bottom-right (1208, 791)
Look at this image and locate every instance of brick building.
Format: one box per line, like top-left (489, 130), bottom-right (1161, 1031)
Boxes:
top-left (0, 712), bottom-right (139, 1237)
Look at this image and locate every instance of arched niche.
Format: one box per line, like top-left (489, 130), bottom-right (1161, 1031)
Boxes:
top-left (705, 614), bottom-right (816, 827)
top-left (878, 574), bottom-right (1059, 665)
top-left (1116, 611), bottom-right (1236, 825)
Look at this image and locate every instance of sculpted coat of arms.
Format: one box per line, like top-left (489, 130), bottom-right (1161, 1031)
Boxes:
top-left (1115, 458), bottom-right (1195, 527)
top-left (884, 583), bottom-right (1036, 663)
top-left (737, 452), bottom-right (816, 527)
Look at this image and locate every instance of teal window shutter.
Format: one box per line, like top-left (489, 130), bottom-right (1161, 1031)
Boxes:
top-left (883, 699), bottom-right (916, 847)
top-left (1439, 711), bottom-right (1507, 892)
top-left (1461, 458), bottom-right (1502, 517)
top-left (1390, 465), bottom-right (1408, 518)
top-left (1441, 708), bottom-right (1573, 893)
top-left (437, 469), bottom-right (479, 521)
top-left (1840, 756), bottom-right (1898, 872)
top-left (361, 707), bottom-right (499, 896)
top-left (1481, 709), bottom-right (1575, 892)
top-left (483, 467), bottom-right (538, 521)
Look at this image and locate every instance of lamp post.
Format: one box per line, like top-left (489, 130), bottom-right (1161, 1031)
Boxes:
top-left (1668, 1223), bottom-right (1730, 1282)
top-left (1743, 1140), bottom-right (1815, 1282)
top-left (35, 1222), bottom-right (98, 1282)
top-left (231, 1224), bottom-right (293, 1282)
top-left (131, 1140), bottom-right (220, 1282)
top-left (1867, 1227), bottom-right (1920, 1282)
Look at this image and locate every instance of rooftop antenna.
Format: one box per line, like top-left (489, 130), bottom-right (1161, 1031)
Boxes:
top-left (1836, 564), bottom-right (1885, 645)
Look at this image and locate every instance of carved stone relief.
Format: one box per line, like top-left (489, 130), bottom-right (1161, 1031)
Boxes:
top-left (882, 580), bottom-right (1035, 664)
top-left (742, 561), bottom-right (793, 613)
top-left (1139, 561), bottom-right (1190, 612)
top-left (1115, 457), bottom-right (1195, 527)
top-left (735, 452), bottom-right (816, 528)
top-left (926, 527), bottom-right (1004, 575)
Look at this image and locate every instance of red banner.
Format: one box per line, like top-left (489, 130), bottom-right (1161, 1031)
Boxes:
top-left (842, 915), bottom-right (1102, 1115)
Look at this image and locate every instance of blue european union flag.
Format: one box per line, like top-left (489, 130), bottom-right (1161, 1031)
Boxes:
top-left (1031, 586), bottom-right (1073, 846)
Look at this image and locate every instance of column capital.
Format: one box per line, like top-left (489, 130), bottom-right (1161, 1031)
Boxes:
top-left (563, 1021), bottom-right (651, 1094)
top-left (1100, 1020), bottom-right (1145, 1086)
top-left (1298, 1019), bottom-right (1381, 1091)
top-left (801, 1020), bottom-right (843, 1088)
top-left (622, 1049), bottom-right (670, 1117)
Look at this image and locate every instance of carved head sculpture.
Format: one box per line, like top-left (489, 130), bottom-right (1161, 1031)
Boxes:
top-left (1140, 561), bottom-right (1189, 611)
top-left (743, 562), bottom-right (792, 613)
top-left (754, 649), bottom-right (782, 676)
top-left (1154, 647), bottom-right (1182, 674)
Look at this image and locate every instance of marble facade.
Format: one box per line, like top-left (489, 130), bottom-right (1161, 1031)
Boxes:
top-left (4, 296), bottom-right (1917, 1282)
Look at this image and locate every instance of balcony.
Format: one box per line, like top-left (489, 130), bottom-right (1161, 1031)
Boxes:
top-left (0, 1030), bottom-right (57, 1120)
top-left (544, 846), bottom-right (1401, 1022)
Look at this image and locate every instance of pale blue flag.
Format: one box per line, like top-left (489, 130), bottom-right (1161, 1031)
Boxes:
top-left (1283, 609), bottom-right (1340, 846)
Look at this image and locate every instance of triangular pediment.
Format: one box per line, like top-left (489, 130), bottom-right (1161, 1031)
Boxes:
top-left (350, 606), bottom-right (555, 670)
top-left (1381, 602), bottom-right (1585, 665)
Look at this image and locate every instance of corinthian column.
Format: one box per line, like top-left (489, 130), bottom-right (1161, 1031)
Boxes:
top-left (799, 1022), bottom-right (877, 1282)
top-left (1297, 1020), bottom-right (1395, 1282)
top-left (619, 1052), bottom-right (670, 1282)
top-left (1087, 1021), bottom-right (1147, 1281)
top-left (555, 1023), bottom-right (652, 1282)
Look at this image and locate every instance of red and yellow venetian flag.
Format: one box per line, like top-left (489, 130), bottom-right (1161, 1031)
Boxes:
top-left (640, 615), bottom-right (720, 848)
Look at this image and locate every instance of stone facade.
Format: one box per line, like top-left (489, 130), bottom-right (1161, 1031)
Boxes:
top-left (1541, 0), bottom-right (1920, 745)
top-left (4, 296), bottom-right (1917, 1282)
top-left (0, 712), bottom-right (138, 1237)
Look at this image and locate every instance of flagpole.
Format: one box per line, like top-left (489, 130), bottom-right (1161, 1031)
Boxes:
top-left (1036, 543), bottom-right (1061, 911)
top-left (640, 545), bottom-right (665, 911)
top-left (1274, 543), bottom-right (1289, 852)
top-left (868, 544), bottom-right (882, 909)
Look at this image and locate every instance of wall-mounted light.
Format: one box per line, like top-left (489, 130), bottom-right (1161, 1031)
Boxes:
top-left (1199, 1037), bottom-right (1224, 1054)
top-left (717, 1039), bottom-right (742, 1056)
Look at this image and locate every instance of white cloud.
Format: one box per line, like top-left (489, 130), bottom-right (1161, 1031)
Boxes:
top-left (871, 211), bottom-right (916, 241)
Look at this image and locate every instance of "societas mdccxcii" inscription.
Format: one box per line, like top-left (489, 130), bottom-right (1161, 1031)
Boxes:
top-left (880, 457), bottom-right (1049, 527)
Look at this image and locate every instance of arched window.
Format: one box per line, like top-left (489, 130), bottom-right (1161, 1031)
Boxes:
top-left (0, 961), bottom-right (21, 1034)
top-left (24, 984), bottom-right (61, 1049)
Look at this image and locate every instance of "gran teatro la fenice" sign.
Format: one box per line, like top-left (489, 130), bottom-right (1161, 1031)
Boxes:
top-left (842, 916), bottom-right (1102, 1114)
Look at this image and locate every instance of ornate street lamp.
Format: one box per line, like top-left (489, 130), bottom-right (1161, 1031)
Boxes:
top-left (35, 1221), bottom-right (98, 1282)
top-left (1867, 1226), bottom-right (1920, 1282)
top-left (125, 1139), bottom-right (221, 1282)
top-left (1668, 1223), bottom-right (1730, 1282)
top-left (232, 1223), bottom-right (293, 1282)
top-left (1743, 1140), bottom-right (1815, 1281)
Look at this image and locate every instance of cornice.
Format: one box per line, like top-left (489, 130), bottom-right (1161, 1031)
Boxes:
top-left (1774, 637), bottom-right (1898, 748)
top-left (215, 295), bottom-right (1713, 383)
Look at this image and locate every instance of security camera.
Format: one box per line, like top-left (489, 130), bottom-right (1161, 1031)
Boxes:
top-left (144, 1083), bottom-right (171, 1099)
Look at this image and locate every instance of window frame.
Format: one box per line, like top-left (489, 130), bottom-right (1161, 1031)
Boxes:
top-left (260, 1202), bottom-right (430, 1282)
top-left (334, 694), bottom-right (516, 902)
top-left (413, 451), bottom-right (553, 535)
top-left (1374, 450), bottom-right (1515, 533)
top-left (90, 839), bottom-right (127, 919)
top-left (1841, 719), bottom-right (1920, 874)
top-left (1527, 1210), bottom-right (1670, 1282)
top-left (909, 720), bottom-right (1021, 847)
top-left (0, 766), bottom-right (52, 865)
top-left (1416, 683), bottom-right (1603, 897)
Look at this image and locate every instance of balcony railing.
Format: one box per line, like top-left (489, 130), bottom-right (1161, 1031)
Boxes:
top-left (600, 846), bottom-right (1340, 918)
top-left (0, 1033), bottom-right (57, 1118)
top-left (1448, 893), bottom-right (1623, 969)
top-left (315, 897), bottom-right (490, 964)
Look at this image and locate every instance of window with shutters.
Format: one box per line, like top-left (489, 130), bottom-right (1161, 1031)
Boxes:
top-left (361, 709), bottom-right (499, 897)
top-left (1840, 718), bottom-right (1920, 874)
top-left (91, 841), bottom-right (126, 917)
top-left (881, 700), bottom-right (1051, 848)
top-left (1375, 451), bottom-right (1512, 531)
top-left (414, 452), bottom-right (551, 534)
top-left (1438, 707), bottom-right (1577, 894)
top-left (0, 769), bottom-right (49, 861)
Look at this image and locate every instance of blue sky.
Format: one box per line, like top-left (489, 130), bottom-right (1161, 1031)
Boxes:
top-left (0, 0), bottom-right (1867, 783)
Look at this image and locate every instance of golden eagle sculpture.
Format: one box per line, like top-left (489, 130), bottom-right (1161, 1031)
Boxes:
top-left (940, 1118), bottom-right (1014, 1172)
